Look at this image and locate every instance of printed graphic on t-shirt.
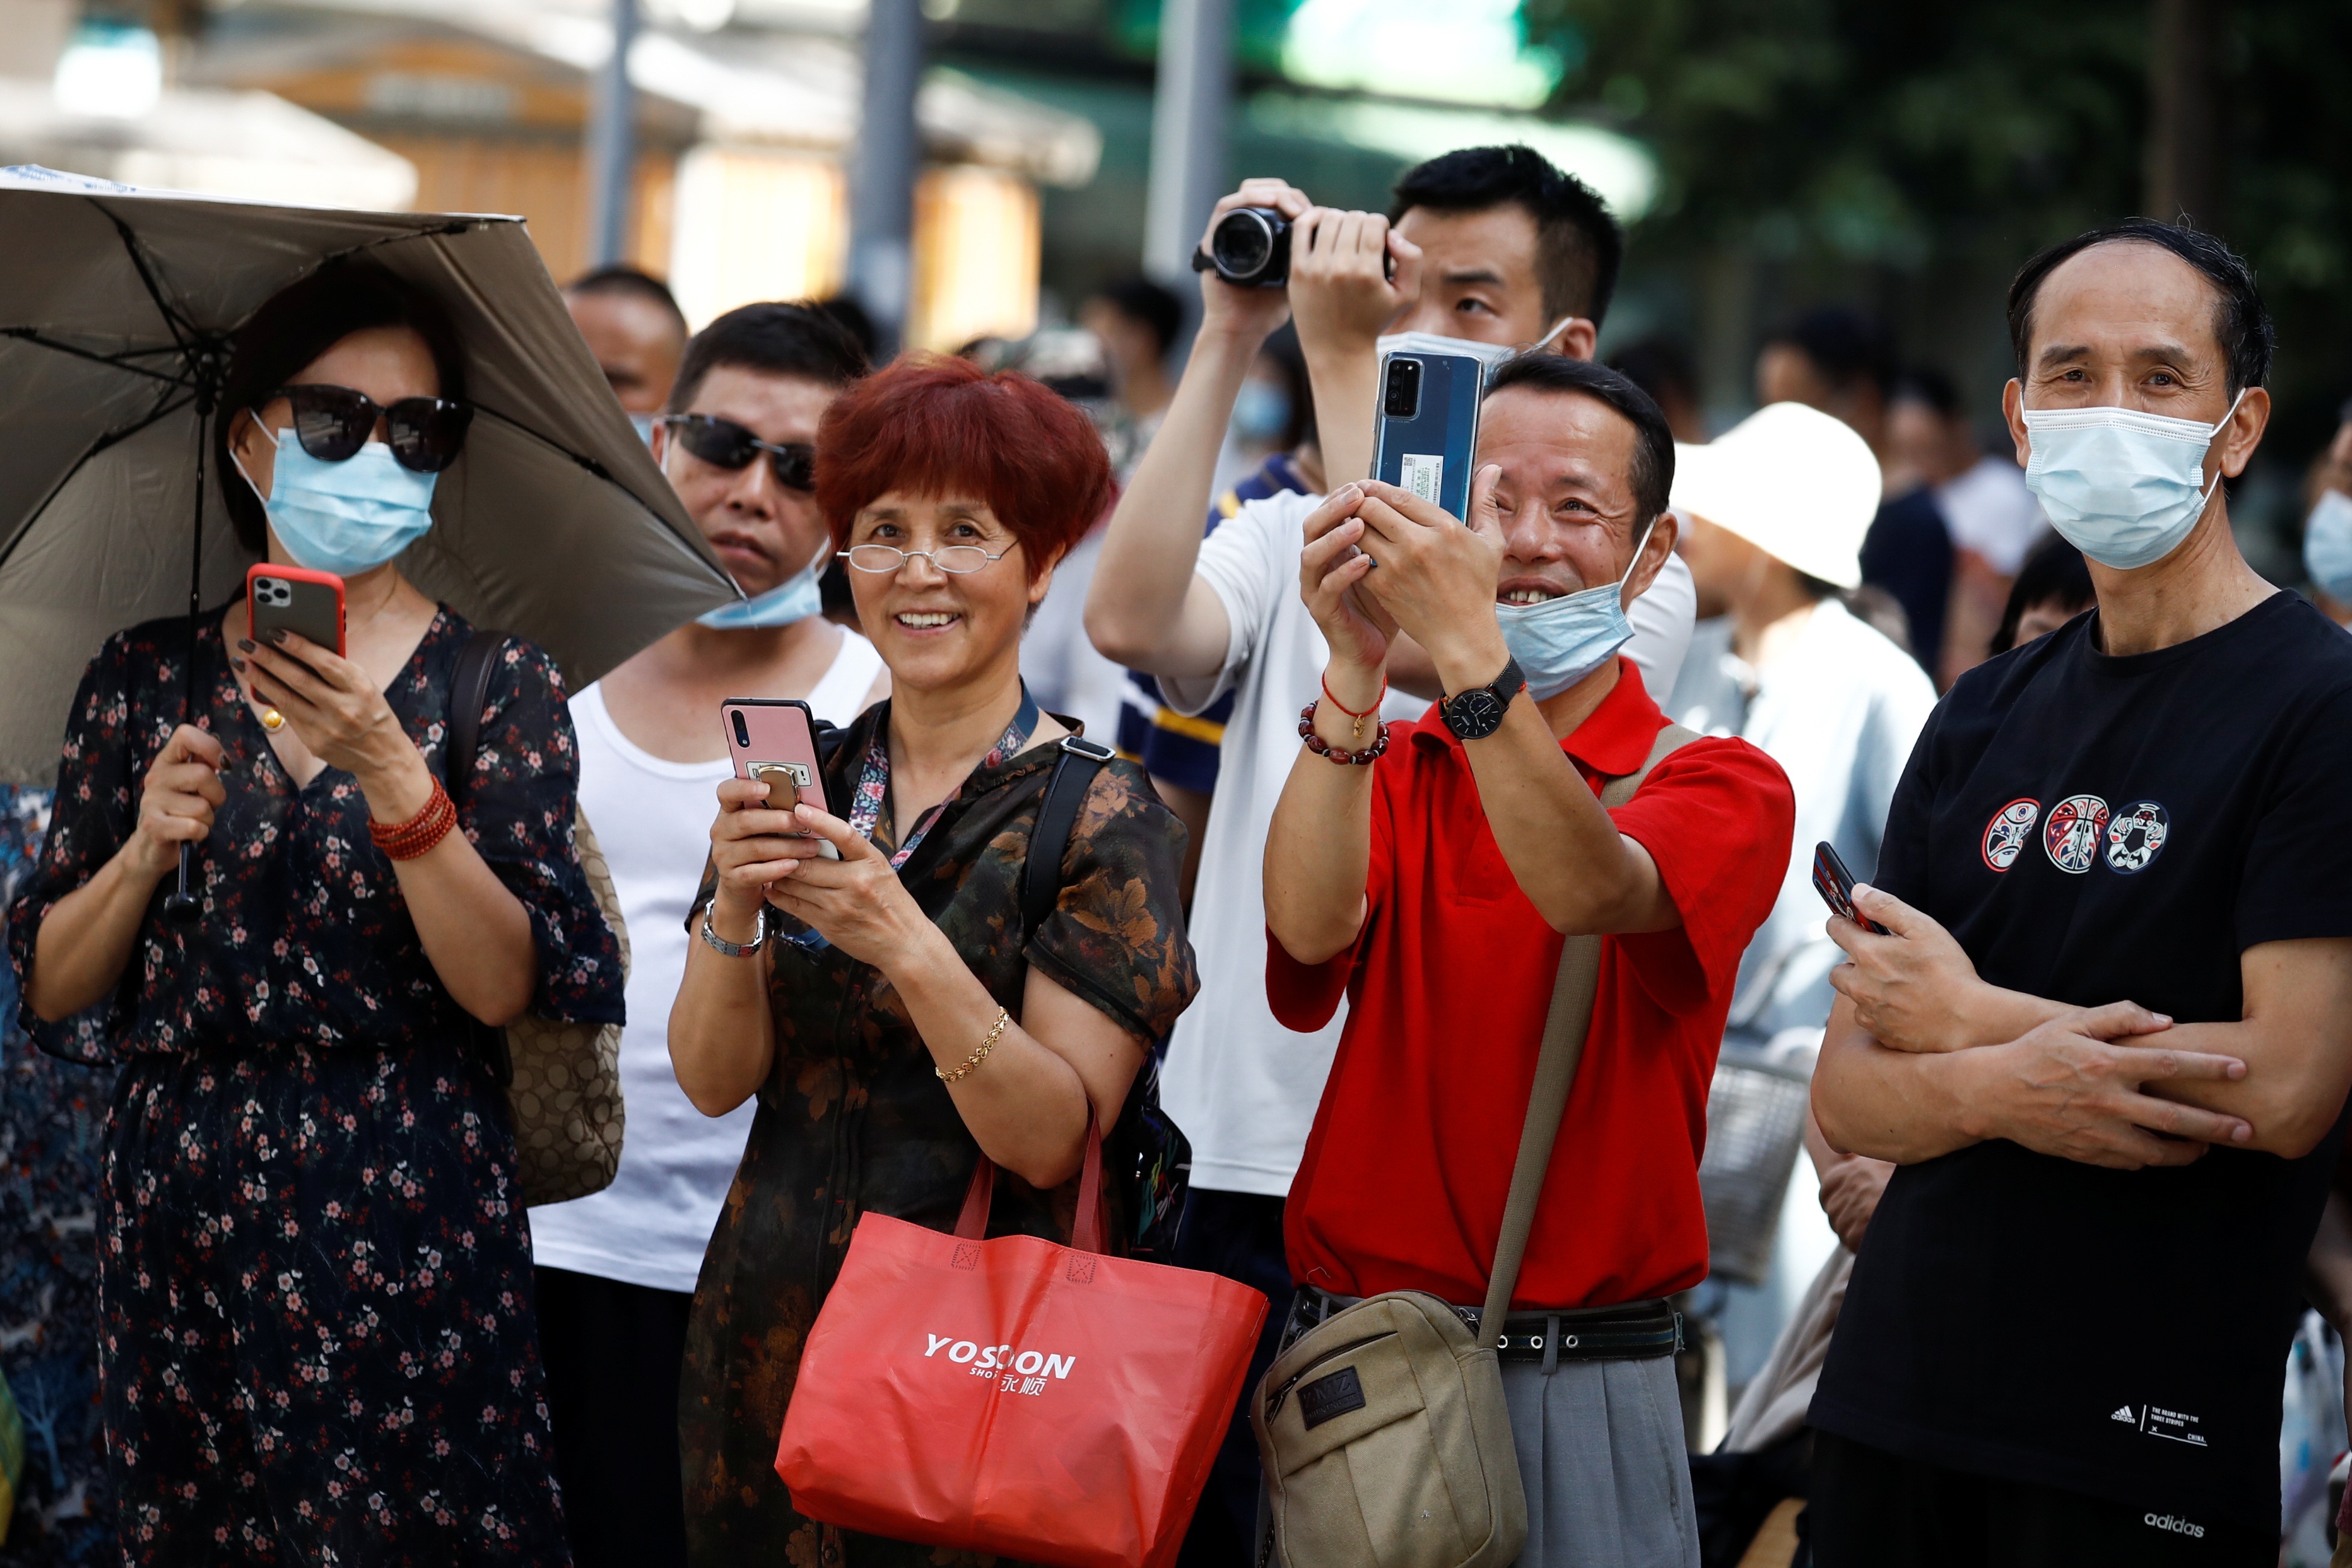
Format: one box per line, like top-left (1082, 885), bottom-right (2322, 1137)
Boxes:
top-left (1981, 797), bottom-right (2040, 871)
top-left (2043, 794), bottom-right (2110, 874)
top-left (2105, 800), bottom-right (2170, 874)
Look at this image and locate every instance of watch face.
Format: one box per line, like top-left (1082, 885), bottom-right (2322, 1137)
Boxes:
top-left (1450, 690), bottom-right (1507, 737)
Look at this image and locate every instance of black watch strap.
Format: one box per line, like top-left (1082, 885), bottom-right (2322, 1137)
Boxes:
top-left (1440, 654), bottom-right (1527, 741)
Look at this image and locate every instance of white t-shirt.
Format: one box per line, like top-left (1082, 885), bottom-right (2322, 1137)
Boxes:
top-left (1936, 454), bottom-right (2046, 576)
top-left (1022, 525), bottom-right (1131, 744)
top-left (529, 629), bottom-right (884, 1294)
top-left (1158, 488), bottom-right (1697, 1196)
top-left (1667, 598), bottom-right (1936, 1041)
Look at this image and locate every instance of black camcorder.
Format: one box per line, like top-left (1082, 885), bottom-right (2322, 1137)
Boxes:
top-left (1192, 207), bottom-right (1291, 290)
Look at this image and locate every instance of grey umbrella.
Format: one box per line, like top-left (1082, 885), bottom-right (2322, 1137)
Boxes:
top-left (0, 165), bottom-right (739, 910)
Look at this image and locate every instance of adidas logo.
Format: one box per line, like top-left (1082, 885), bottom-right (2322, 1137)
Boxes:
top-left (2111, 1406), bottom-right (2136, 1423)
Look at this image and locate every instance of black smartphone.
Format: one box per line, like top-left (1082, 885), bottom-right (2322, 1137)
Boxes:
top-left (1811, 841), bottom-right (1888, 935)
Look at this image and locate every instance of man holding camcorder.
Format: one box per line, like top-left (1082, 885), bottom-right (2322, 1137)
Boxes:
top-left (1083, 145), bottom-right (1696, 1560)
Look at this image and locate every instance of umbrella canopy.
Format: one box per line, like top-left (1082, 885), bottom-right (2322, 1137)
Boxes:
top-left (0, 163), bottom-right (736, 787)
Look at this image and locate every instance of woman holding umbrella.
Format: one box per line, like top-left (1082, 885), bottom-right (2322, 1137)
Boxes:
top-left (6, 261), bottom-right (620, 1563)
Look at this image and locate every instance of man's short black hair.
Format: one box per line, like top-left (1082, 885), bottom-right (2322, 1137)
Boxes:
top-left (1892, 366), bottom-right (1960, 418)
top-left (565, 265), bottom-right (686, 335)
top-left (1089, 274), bottom-right (1184, 360)
top-left (1766, 306), bottom-right (1895, 398)
top-left (812, 294), bottom-right (879, 360)
top-left (1990, 533), bottom-right (2095, 654)
top-left (1390, 145), bottom-right (1624, 329)
top-left (2006, 219), bottom-right (2274, 396)
top-left (1485, 355), bottom-right (1674, 530)
top-left (668, 301), bottom-right (869, 413)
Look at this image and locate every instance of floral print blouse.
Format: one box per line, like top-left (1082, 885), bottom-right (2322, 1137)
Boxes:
top-left (5, 607), bottom-right (624, 1062)
top-left (679, 701), bottom-right (1199, 1566)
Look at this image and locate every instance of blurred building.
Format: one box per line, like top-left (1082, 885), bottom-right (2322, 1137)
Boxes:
top-left (190, 0), bottom-right (1098, 348)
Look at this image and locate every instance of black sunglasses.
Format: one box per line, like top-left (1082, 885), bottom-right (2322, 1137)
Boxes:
top-left (270, 384), bottom-right (473, 473)
top-left (662, 413), bottom-right (816, 493)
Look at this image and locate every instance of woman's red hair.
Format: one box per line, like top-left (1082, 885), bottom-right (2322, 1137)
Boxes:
top-left (814, 355), bottom-right (1115, 581)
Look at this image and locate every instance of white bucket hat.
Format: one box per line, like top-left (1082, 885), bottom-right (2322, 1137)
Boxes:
top-left (1670, 401), bottom-right (1884, 589)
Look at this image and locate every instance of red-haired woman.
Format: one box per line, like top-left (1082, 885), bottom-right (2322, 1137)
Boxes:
top-left (666, 356), bottom-right (1199, 1563)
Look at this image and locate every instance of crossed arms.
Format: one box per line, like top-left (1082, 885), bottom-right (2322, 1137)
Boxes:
top-left (1812, 882), bottom-right (2352, 1167)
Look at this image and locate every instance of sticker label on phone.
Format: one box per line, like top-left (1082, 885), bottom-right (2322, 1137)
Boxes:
top-left (1400, 453), bottom-right (1443, 504)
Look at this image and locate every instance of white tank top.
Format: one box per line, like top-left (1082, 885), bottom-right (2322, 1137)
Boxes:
top-left (530, 626), bottom-right (882, 1292)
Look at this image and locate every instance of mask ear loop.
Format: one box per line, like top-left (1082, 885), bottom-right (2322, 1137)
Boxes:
top-left (1614, 512), bottom-right (1663, 604)
top-left (1522, 316), bottom-right (1581, 357)
top-left (2196, 387), bottom-right (2251, 510)
top-left (227, 416), bottom-right (278, 506)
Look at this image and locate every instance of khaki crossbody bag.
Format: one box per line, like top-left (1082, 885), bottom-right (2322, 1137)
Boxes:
top-left (1251, 724), bottom-right (1698, 1568)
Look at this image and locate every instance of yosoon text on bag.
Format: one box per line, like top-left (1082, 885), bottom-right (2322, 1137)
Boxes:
top-left (776, 1119), bottom-right (1266, 1568)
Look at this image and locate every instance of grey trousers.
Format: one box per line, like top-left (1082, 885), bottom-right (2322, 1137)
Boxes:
top-left (1499, 1353), bottom-right (1702, 1568)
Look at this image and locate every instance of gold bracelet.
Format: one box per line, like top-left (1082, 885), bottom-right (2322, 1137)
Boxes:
top-left (937, 1006), bottom-right (1011, 1083)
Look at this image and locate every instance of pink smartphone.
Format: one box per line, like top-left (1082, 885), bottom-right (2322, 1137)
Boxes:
top-left (721, 698), bottom-right (839, 861)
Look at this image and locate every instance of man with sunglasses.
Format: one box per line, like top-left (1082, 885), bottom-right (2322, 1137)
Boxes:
top-left (528, 302), bottom-right (888, 1568)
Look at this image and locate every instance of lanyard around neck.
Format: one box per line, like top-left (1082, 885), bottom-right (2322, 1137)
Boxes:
top-left (847, 685), bottom-right (1041, 870)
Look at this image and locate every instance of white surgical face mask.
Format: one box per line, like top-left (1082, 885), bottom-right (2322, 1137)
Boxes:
top-left (1375, 315), bottom-right (1578, 375)
top-left (2303, 489), bottom-right (2352, 604)
top-left (1493, 514), bottom-right (1658, 701)
top-left (2021, 389), bottom-right (2245, 569)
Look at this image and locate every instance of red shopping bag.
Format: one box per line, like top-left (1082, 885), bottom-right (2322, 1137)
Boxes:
top-left (776, 1123), bottom-right (1267, 1568)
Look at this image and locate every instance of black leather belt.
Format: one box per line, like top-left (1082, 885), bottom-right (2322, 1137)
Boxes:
top-left (1284, 1284), bottom-right (1681, 1367)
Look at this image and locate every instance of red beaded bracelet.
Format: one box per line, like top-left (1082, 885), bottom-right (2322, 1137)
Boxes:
top-left (1297, 700), bottom-right (1390, 765)
top-left (369, 777), bottom-right (457, 861)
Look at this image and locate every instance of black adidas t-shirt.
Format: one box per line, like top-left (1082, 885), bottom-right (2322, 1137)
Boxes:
top-left (1811, 592), bottom-right (2352, 1534)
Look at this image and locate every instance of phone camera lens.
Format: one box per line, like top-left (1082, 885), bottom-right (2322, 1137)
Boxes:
top-left (1383, 357), bottom-right (1423, 419)
top-left (730, 710), bottom-right (750, 748)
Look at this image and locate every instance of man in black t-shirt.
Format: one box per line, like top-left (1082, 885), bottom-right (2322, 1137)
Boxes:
top-left (1808, 221), bottom-right (2352, 1566)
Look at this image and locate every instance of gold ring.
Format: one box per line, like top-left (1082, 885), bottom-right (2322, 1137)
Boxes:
top-left (260, 708), bottom-right (285, 732)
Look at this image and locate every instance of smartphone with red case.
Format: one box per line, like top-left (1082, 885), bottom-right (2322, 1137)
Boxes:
top-left (1811, 840), bottom-right (1887, 935)
top-left (722, 698), bottom-right (839, 860)
top-left (246, 563), bottom-right (347, 658)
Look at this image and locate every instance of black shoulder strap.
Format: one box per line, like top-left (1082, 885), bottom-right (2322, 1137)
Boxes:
top-left (1021, 735), bottom-right (1116, 933)
top-left (445, 629), bottom-right (504, 805)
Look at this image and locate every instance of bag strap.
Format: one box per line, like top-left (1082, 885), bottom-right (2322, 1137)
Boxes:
top-left (1021, 735), bottom-right (1115, 933)
top-left (445, 628), bottom-right (505, 806)
top-left (954, 1108), bottom-right (1107, 1253)
top-left (1476, 722), bottom-right (1700, 1340)
top-left (949, 735), bottom-right (1118, 1250)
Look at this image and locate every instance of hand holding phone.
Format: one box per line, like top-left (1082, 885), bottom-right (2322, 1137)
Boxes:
top-left (1811, 841), bottom-right (1889, 935)
top-left (723, 699), bottom-right (841, 861)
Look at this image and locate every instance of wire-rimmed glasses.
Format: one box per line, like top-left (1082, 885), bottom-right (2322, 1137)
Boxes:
top-left (837, 544), bottom-right (1009, 574)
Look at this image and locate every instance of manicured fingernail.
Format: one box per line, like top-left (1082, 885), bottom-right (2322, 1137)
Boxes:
top-left (236, 638), bottom-right (255, 653)
top-left (229, 657), bottom-right (246, 671)
top-left (266, 629), bottom-right (288, 645)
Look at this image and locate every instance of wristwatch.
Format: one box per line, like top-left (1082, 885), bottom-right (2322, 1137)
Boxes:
top-left (1438, 655), bottom-right (1527, 741)
top-left (698, 901), bottom-right (769, 958)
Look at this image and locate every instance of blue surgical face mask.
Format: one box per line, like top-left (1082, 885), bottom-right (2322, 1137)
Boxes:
top-left (695, 542), bottom-right (828, 630)
top-left (630, 412), bottom-right (659, 447)
top-left (2304, 489), bottom-right (2352, 603)
top-left (1232, 380), bottom-right (1291, 443)
top-left (2021, 390), bottom-right (2245, 569)
top-left (1493, 515), bottom-right (1658, 701)
top-left (236, 425), bottom-right (436, 575)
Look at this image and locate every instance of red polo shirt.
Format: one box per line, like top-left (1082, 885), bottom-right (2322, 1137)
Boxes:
top-left (1270, 660), bottom-right (1793, 1310)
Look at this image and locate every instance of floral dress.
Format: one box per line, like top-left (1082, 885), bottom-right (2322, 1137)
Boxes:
top-left (4, 607), bottom-right (624, 1566)
top-left (678, 701), bottom-right (1198, 1568)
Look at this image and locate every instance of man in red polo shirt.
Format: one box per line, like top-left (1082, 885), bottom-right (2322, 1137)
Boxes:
top-left (1264, 354), bottom-right (1793, 1567)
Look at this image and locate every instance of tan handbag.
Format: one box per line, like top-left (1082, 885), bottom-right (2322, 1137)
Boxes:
top-left (1251, 726), bottom-right (1695, 1568)
top-left (450, 632), bottom-right (629, 1208)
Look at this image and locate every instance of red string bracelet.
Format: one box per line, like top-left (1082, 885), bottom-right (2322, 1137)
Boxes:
top-left (1319, 671), bottom-right (1386, 745)
top-left (369, 777), bottom-right (457, 861)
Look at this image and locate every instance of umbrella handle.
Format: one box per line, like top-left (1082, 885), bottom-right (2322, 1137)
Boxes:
top-left (163, 842), bottom-right (199, 923)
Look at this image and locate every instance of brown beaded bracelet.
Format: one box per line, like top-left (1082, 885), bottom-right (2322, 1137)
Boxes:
top-left (369, 777), bottom-right (457, 861)
top-left (1296, 700), bottom-right (1390, 765)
